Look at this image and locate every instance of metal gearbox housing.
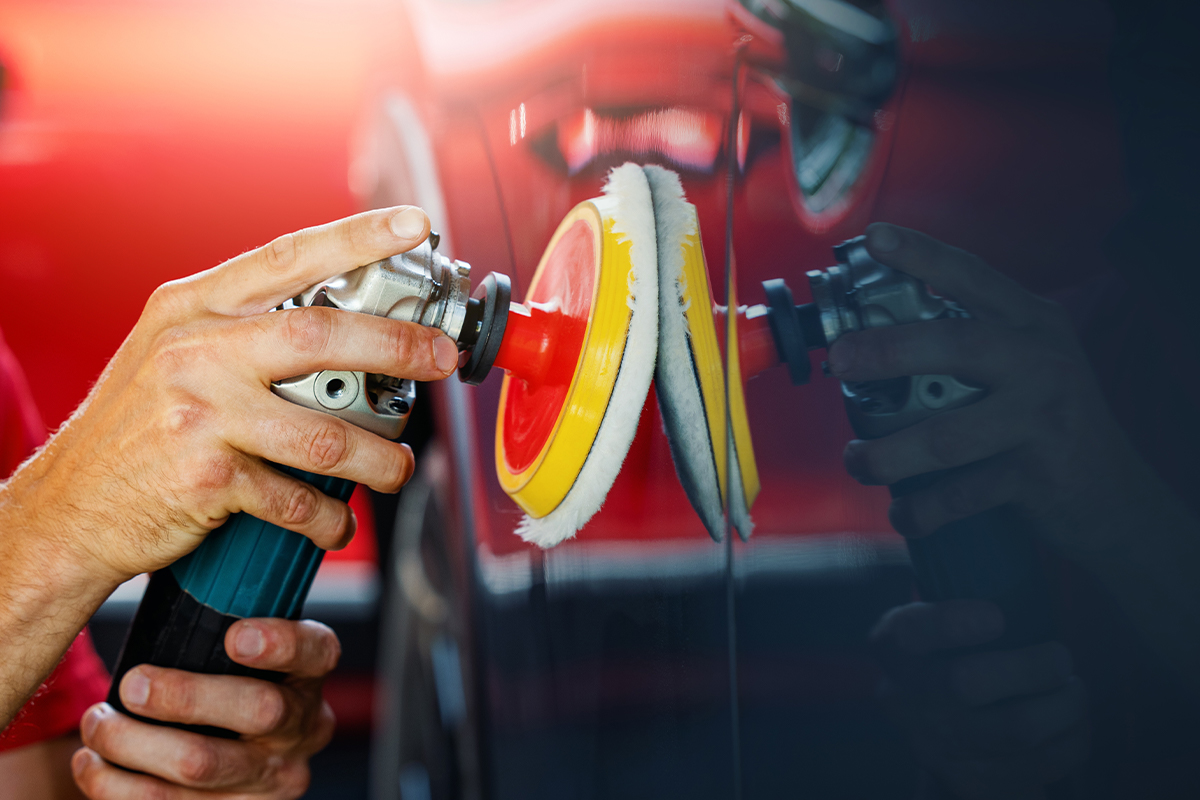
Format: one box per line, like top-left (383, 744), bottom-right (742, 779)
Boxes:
top-left (272, 235), bottom-right (507, 439)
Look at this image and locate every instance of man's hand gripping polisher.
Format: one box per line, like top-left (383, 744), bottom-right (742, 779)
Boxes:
top-left (105, 233), bottom-right (514, 735)
top-left (108, 164), bottom-right (663, 735)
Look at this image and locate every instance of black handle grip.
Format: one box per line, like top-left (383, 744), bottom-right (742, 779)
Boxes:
top-left (106, 467), bottom-right (355, 738)
top-left (890, 472), bottom-right (1057, 650)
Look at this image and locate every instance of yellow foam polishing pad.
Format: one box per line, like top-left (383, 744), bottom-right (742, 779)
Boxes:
top-left (646, 164), bottom-right (759, 541)
top-left (494, 163), bottom-right (659, 546)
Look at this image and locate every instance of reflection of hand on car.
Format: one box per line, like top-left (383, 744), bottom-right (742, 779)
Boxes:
top-left (831, 223), bottom-right (1200, 694)
top-left (827, 223), bottom-right (1138, 559)
top-left (72, 618), bottom-right (338, 799)
top-left (0, 205), bottom-right (457, 725)
top-left (871, 600), bottom-right (1089, 800)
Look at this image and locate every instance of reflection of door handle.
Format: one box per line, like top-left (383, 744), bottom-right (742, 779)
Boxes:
top-left (738, 0), bottom-right (898, 120)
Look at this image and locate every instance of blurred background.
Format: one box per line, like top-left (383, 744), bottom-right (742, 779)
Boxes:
top-left (0, 1), bottom-right (1128, 798)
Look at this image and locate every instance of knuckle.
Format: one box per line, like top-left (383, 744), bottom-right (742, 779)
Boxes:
top-left (145, 278), bottom-right (203, 321)
top-left (297, 620), bottom-right (341, 674)
top-left (329, 505), bottom-right (356, 550)
top-left (162, 399), bottom-right (210, 437)
top-left (178, 741), bottom-right (220, 785)
top-left (149, 326), bottom-right (197, 373)
top-left (85, 712), bottom-right (118, 753)
top-left (343, 213), bottom-right (373, 253)
top-left (251, 687), bottom-right (289, 733)
top-left (318, 626), bottom-right (343, 674)
top-left (154, 671), bottom-right (198, 721)
top-left (305, 421), bottom-right (351, 472)
top-left (279, 482), bottom-right (321, 527)
top-left (282, 309), bottom-right (334, 356)
top-left (378, 446), bottom-right (412, 493)
top-left (184, 451), bottom-right (240, 493)
top-left (265, 621), bottom-right (301, 665)
top-left (312, 701), bottom-right (338, 750)
top-left (145, 281), bottom-right (184, 318)
top-left (266, 232), bottom-right (298, 274)
top-left (385, 321), bottom-right (426, 366)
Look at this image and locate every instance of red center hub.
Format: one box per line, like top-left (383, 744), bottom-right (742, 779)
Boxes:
top-left (494, 218), bottom-right (596, 474)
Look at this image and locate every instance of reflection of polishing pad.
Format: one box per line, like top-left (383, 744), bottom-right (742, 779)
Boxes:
top-left (496, 163), bottom-right (659, 548)
top-left (645, 165), bottom-right (759, 541)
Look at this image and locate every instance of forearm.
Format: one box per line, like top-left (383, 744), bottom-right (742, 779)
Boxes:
top-left (0, 468), bottom-right (119, 726)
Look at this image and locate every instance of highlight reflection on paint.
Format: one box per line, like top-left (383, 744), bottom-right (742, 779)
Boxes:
top-left (556, 106), bottom-right (722, 174)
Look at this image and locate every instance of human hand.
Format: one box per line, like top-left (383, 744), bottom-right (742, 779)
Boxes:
top-left (872, 601), bottom-right (1089, 800)
top-left (7, 206), bottom-right (459, 586)
top-left (71, 618), bottom-right (339, 799)
top-left (827, 223), bottom-right (1146, 559)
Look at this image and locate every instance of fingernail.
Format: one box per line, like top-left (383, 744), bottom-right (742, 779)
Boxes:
top-left (72, 748), bottom-right (100, 776)
top-left (390, 207), bottom-right (426, 240)
top-left (80, 704), bottom-right (106, 739)
top-left (433, 335), bottom-right (459, 374)
top-left (234, 623), bottom-right (266, 659)
top-left (122, 671), bottom-right (150, 708)
top-left (868, 224), bottom-right (901, 253)
top-left (827, 339), bottom-right (854, 376)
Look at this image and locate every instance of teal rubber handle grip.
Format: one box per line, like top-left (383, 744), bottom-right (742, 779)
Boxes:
top-left (106, 466), bottom-right (355, 737)
top-left (168, 466), bottom-right (353, 619)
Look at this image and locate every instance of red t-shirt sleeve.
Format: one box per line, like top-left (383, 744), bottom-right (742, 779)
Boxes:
top-left (0, 332), bottom-right (110, 751)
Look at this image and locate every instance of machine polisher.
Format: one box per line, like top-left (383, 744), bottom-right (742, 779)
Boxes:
top-left (108, 163), bottom-right (661, 734)
top-left (110, 161), bottom-right (1051, 737)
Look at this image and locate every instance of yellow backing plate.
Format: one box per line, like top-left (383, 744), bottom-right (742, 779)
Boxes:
top-left (495, 195), bottom-right (634, 518)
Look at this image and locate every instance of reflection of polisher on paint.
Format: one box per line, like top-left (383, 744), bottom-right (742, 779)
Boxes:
top-left (721, 234), bottom-right (1054, 652)
top-left (653, 174), bottom-right (1054, 650)
top-left (106, 165), bottom-right (667, 733)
